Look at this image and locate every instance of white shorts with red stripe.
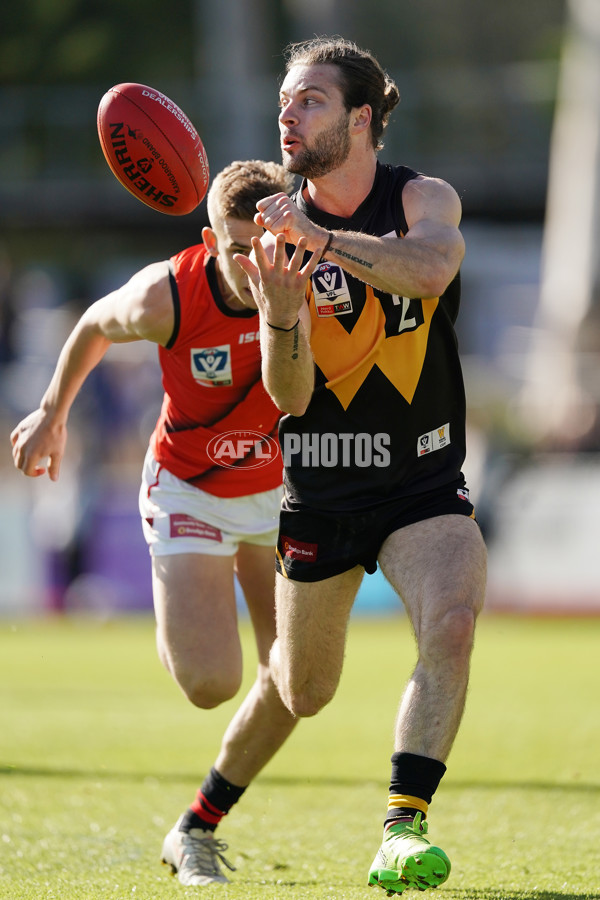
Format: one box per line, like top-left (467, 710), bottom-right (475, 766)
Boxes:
top-left (139, 449), bottom-right (282, 557)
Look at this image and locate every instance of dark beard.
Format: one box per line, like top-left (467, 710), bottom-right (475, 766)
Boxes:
top-left (284, 112), bottom-right (351, 179)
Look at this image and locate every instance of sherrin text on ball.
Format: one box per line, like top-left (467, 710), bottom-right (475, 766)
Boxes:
top-left (97, 82), bottom-right (209, 215)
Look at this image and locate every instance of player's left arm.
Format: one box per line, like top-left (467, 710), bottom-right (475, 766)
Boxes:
top-left (235, 233), bottom-right (320, 416)
top-left (326, 176), bottom-right (464, 299)
top-left (256, 177), bottom-right (464, 300)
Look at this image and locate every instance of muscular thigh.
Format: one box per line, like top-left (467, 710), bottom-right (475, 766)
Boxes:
top-left (378, 515), bottom-right (487, 633)
top-left (152, 553), bottom-right (241, 677)
top-left (235, 543), bottom-right (278, 666)
top-left (274, 566), bottom-right (363, 699)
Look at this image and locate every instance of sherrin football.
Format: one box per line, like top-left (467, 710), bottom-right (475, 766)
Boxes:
top-left (97, 82), bottom-right (209, 215)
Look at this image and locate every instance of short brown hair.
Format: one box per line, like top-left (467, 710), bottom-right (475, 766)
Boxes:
top-left (283, 37), bottom-right (400, 151)
top-left (207, 159), bottom-right (294, 223)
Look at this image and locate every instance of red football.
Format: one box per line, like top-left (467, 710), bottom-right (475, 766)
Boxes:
top-left (97, 82), bottom-right (209, 215)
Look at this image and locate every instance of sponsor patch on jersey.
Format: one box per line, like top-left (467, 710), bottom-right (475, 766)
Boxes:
top-left (169, 514), bottom-right (223, 542)
top-left (311, 262), bottom-right (353, 317)
top-left (280, 536), bottom-right (318, 562)
top-left (417, 423), bottom-right (451, 457)
top-left (191, 345), bottom-right (232, 386)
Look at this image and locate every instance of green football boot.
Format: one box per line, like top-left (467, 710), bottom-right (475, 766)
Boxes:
top-left (368, 812), bottom-right (450, 895)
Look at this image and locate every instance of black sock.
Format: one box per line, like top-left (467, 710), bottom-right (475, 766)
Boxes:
top-left (180, 767), bottom-right (247, 833)
top-left (385, 751), bottom-right (446, 825)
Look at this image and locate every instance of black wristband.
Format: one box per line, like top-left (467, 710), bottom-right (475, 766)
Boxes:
top-left (266, 318), bottom-right (299, 332)
top-left (322, 231), bottom-right (333, 256)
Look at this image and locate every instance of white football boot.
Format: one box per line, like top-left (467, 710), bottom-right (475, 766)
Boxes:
top-left (161, 815), bottom-right (236, 886)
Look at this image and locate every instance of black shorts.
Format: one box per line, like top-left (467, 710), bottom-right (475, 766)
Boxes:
top-left (275, 477), bottom-right (476, 582)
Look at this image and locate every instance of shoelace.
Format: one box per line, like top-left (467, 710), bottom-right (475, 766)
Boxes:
top-left (387, 811), bottom-right (429, 839)
top-left (181, 833), bottom-right (237, 874)
top-left (411, 812), bottom-right (428, 835)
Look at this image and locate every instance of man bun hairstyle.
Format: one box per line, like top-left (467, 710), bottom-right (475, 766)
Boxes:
top-left (283, 36), bottom-right (400, 151)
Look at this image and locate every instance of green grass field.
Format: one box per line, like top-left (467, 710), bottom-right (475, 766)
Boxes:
top-left (1, 613), bottom-right (599, 900)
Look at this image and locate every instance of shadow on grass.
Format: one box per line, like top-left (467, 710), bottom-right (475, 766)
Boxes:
top-left (1, 765), bottom-right (599, 796)
top-left (450, 893), bottom-right (600, 900)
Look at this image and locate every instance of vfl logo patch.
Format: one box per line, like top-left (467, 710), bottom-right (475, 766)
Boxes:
top-left (169, 514), bottom-right (222, 542)
top-left (418, 423), bottom-right (451, 457)
top-left (311, 262), bottom-right (353, 317)
top-left (191, 345), bottom-right (232, 386)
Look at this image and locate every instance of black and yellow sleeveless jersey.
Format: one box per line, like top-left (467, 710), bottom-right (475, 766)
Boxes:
top-left (279, 162), bottom-right (466, 513)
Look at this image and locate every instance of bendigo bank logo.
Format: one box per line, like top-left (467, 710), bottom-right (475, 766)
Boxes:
top-left (281, 536), bottom-right (318, 562)
top-left (207, 430), bottom-right (280, 469)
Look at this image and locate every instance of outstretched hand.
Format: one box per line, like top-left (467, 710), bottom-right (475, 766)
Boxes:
top-left (235, 233), bottom-right (324, 329)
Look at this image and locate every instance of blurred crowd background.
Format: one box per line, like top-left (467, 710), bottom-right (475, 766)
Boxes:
top-left (2, 0), bottom-right (599, 617)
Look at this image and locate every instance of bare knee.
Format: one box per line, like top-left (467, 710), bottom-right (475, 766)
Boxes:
top-left (156, 623), bottom-right (243, 707)
top-left (157, 642), bottom-right (241, 708)
top-left (289, 687), bottom-right (335, 718)
top-left (272, 667), bottom-right (336, 718)
top-left (179, 670), bottom-right (242, 709)
top-left (269, 637), bottom-right (339, 717)
top-left (422, 605), bottom-right (477, 664)
top-left (273, 681), bottom-right (334, 717)
top-left (445, 603), bottom-right (477, 643)
top-left (167, 659), bottom-right (241, 708)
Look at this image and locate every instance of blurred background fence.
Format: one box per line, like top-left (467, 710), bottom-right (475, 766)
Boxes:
top-left (2, 0), bottom-right (600, 617)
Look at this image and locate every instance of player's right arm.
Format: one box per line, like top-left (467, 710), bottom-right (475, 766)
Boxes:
top-left (10, 260), bottom-right (173, 480)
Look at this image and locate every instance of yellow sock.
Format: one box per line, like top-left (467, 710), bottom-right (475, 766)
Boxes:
top-left (387, 793), bottom-right (429, 816)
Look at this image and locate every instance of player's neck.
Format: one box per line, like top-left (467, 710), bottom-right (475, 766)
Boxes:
top-left (303, 151), bottom-right (377, 219)
top-left (214, 261), bottom-right (246, 311)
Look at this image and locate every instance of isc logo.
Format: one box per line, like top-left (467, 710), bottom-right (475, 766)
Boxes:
top-left (207, 430), bottom-right (280, 469)
top-left (238, 330), bottom-right (260, 344)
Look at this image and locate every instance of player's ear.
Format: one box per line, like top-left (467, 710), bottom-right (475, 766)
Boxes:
top-left (352, 104), bottom-right (372, 134)
top-left (202, 226), bottom-right (219, 257)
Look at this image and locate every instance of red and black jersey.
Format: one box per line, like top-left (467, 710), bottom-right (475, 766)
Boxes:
top-left (279, 162), bottom-right (466, 512)
top-left (150, 244), bottom-right (283, 497)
